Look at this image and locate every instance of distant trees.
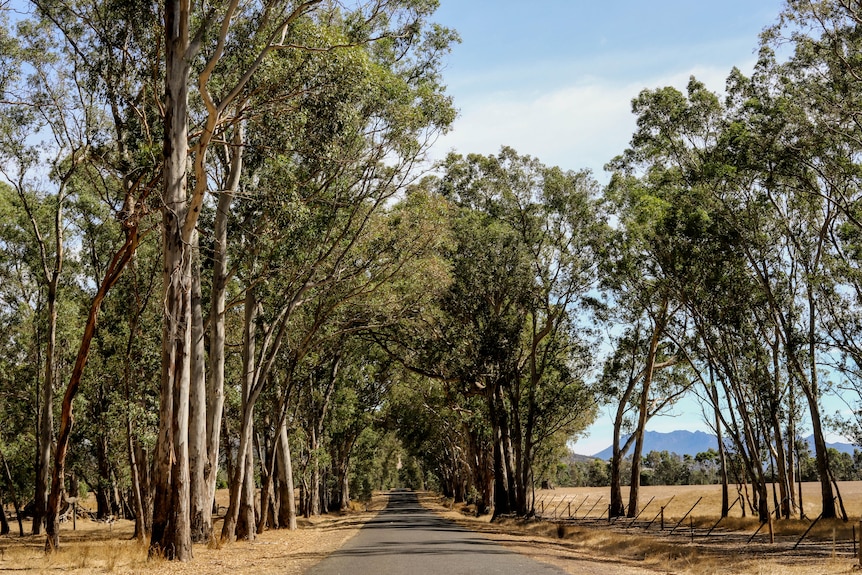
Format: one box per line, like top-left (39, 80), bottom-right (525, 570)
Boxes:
top-left (556, 447), bottom-right (862, 488)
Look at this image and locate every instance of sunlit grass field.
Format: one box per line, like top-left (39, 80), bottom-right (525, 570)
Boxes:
top-left (433, 483), bottom-right (862, 575)
top-left (537, 482), bottom-right (862, 537)
top-left (0, 490), bottom-right (378, 575)
top-left (3, 484), bottom-right (861, 574)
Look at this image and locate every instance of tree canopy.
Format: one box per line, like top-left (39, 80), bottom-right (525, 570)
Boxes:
top-left (2, 0), bottom-right (862, 562)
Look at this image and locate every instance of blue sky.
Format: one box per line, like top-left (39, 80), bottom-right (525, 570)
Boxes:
top-left (428, 0), bottom-right (785, 180)
top-left (424, 0), bottom-right (846, 456)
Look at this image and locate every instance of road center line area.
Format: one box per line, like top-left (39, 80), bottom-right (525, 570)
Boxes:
top-left (306, 490), bottom-right (568, 575)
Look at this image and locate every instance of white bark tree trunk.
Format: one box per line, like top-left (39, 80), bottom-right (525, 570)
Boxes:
top-left (150, 0), bottom-right (193, 560)
top-left (34, 289), bottom-right (56, 535)
top-left (189, 234), bottom-right (209, 542)
top-left (222, 288), bottom-right (258, 541)
top-left (205, 124), bottom-right (242, 528)
top-left (277, 422), bottom-right (297, 530)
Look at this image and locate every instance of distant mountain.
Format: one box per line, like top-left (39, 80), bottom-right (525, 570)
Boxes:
top-left (810, 436), bottom-right (857, 457)
top-left (587, 430), bottom-right (858, 460)
top-left (590, 430), bottom-right (717, 460)
top-left (566, 452), bottom-right (601, 463)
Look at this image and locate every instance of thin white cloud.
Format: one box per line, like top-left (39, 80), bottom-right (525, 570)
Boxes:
top-left (431, 64), bottom-right (745, 181)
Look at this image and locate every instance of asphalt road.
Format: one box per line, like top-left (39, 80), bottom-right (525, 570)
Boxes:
top-left (306, 490), bottom-right (568, 575)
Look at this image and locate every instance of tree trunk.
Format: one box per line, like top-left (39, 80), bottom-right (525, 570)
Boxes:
top-left (149, 0), bottom-right (193, 560)
top-left (627, 303), bottom-right (666, 518)
top-left (610, 432), bottom-right (637, 518)
top-left (120, 258), bottom-right (149, 540)
top-left (499, 393), bottom-right (518, 514)
top-left (805, 389), bottom-right (835, 519)
top-left (340, 460), bottom-right (351, 511)
top-left (222, 288), bottom-right (258, 542)
top-left (1, 450), bottom-right (24, 537)
top-left (189, 235), bottom-right (209, 542)
top-left (503, 424), bottom-right (518, 514)
top-left (96, 435), bottom-right (112, 518)
top-left (806, 291), bottom-right (835, 519)
top-left (205, 124), bottom-right (241, 528)
top-left (276, 422), bottom-right (297, 530)
top-left (236, 442), bottom-right (256, 539)
top-left (710, 378), bottom-right (729, 518)
top-left (489, 384), bottom-right (513, 518)
top-left (257, 434), bottom-right (276, 532)
top-left (609, 358), bottom-right (640, 518)
top-left (137, 442), bottom-right (154, 533)
top-left (43, 227), bottom-right (139, 550)
top-left (34, 286), bottom-right (57, 536)
top-left (128, 430), bottom-right (147, 541)
top-left (0, 494), bottom-right (9, 535)
top-left (310, 428), bottom-right (321, 517)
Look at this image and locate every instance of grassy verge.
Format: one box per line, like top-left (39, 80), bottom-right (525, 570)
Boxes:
top-left (418, 492), bottom-right (858, 575)
top-left (0, 496), bottom-right (383, 574)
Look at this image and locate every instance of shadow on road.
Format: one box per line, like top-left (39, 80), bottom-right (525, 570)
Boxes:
top-left (318, 489), bottom-right (508, 557)
top-left (308, 489), bottom-right (568, 574)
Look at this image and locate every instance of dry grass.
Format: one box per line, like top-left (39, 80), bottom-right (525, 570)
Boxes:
top-left (541, 482), bottom-right (862, 544)
top-left (540, 482), bottom-right (862, 524)
top-left (5, 484), bottom-right (862, 574)
top-left (0, 492), bottom-right (385, 575)
top-left (421, 483), bottom-right (862, 575)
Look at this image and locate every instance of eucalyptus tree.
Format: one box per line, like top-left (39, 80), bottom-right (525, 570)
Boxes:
top-left (142, 0), bottom-right (457, 557)
top-left (614, 65), bottom-right (842, 521)
top-left (598, 321), bottom-right (687, 518)
top-left (0, 181), bottom-right (42, 537)
top-left (602, 79), bottom-right (731, 516)
top-left (0, 14), bottom-right (87, 536)
top-left (218, 151), bottom-right (453, 541)
top-left (1, 11), bottom-right (150, 544)
top-left (384, 371), bottom-right (475, 502)
top-left (325, 350), bottom-right (394, 511)
top-left (716, 60), bottom-right (842, 519)
top-left (0, 0), bottom-right (163, 549)
top-left (764, 1), bottom-right (862, 470)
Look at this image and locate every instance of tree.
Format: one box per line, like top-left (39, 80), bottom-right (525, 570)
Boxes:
top-left (603, 81), bottom-right (727, 516)
top-left (149, 0), bottom-right (455, 557)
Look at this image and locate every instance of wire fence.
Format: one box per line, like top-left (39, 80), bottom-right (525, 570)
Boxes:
top-left (531, 491), bottom-right (859, 559)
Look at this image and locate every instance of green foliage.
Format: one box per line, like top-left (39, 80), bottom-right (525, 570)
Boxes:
top-left (6, 0), bottom-right (862, 535)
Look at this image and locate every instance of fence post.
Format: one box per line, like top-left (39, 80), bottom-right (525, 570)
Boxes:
top-left (552, 497), bottom-right (566, 519)
top-left (644, 495), bottom-right (675, 531)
